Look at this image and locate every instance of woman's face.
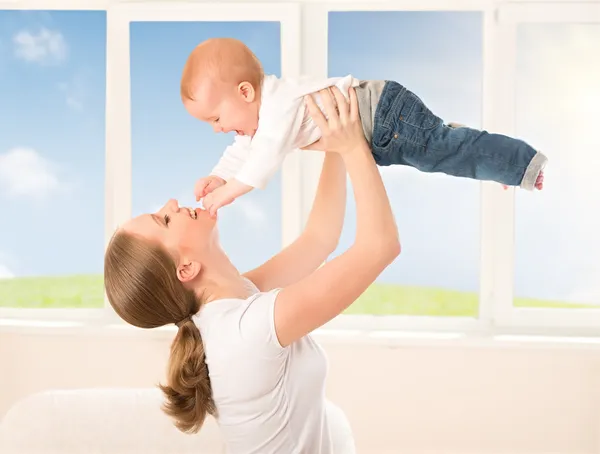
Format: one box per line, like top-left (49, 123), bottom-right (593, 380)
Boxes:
top-left (122, 199), bottom-right (217, 260)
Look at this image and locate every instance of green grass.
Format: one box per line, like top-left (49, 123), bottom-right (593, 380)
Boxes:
top-left (0, 275), bottom-right (105, 309)
top-left (0, 275), bottom-right (594, 315)
top-left (345, 283), bottom-right (595, 316)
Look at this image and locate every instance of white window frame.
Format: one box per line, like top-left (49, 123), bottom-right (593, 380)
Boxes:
top-left (105, 2), bottom-right (302, 327)
top-left (0, 0), bottom-right (112, 323)
top-left (2, 0), bottom-right (599, 338)
top-left (491, 1), bottom-right (600, 331)
top-left (106, 1), bottom-right (302, 248)
top-left (0, 0), bottom-right (302, 324)
top-left (305, 0), bottom-right (498, 334)
top-left (0, 0), bottom-right (109, 7)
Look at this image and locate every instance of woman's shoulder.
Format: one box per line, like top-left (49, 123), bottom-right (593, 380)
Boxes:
top-left (195, 289), bottom-right (285, 354)
top-left (197, 286), bottom-right (278, 318)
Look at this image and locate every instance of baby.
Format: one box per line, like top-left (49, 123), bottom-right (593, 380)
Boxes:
top-left (181, 38), bottom-right (547, 215)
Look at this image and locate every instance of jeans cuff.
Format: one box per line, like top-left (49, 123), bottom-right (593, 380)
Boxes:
top-left (520, 151), bottom-right (548, 190)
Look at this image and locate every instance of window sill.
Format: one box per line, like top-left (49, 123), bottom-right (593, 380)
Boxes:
top-left (2, 318), bottom-right (600, 351)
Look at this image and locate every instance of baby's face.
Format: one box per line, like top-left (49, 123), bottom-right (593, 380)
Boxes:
top-left (184, 78), bottom-right (259, 137)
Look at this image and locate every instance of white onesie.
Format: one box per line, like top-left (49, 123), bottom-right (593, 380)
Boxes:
top-left (210, 74), bottom-right (359, 189)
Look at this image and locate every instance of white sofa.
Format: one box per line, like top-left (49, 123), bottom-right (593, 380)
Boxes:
top-left (0, 388), bottom-right (225, 454)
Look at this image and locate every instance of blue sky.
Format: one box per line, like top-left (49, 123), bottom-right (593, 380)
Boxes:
top-left (328, 11), bottom-right (482, 297)
top-left (0, 10), bottom-right (598, 305)
top-left (0, 10), bottom-right (106, 277)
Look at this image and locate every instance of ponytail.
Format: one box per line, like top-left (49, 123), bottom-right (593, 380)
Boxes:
top-left (159, 318), bottom-right (216, 433)
top-left (103, 229), bottom-right (216, 434)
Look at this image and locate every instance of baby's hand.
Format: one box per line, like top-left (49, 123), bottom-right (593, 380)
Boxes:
top-left (202, 179), bottom-right (254, 216)
top-left (202, 184), bottom-right (236, 217)
top-left (194, 175), bottom-right (226, 202)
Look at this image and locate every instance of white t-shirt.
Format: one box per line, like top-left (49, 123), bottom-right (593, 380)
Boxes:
top-left (194, 287), bottom-right (353, 454)
top-left (210, 74), bottom-right (359, 189)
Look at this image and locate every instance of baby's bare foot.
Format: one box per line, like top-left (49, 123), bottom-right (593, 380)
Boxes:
top-left (500, 170), bottom-right (544, 191)
top-left (535, 171), bottom-right (544, 190)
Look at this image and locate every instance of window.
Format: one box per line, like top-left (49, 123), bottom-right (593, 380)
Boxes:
top-left (2, 0), bottom-right (597, 336)
top-left (514, 23), bottom-right (600, 311)
top-left (130, 20), bottom-right (283, 273)
top-left (327, 11), bottom-right (483, 318)
top-left (492, 2), bottom-right (600, 329)
top-left (0, 9), bottom-right (106, 309)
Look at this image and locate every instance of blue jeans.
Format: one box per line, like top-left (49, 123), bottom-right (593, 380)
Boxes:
top-left (370, 81), bottom-right (547, 189)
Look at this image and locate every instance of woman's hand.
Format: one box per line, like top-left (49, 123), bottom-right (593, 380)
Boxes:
top-left (304, 86), bottom-right (368, 155)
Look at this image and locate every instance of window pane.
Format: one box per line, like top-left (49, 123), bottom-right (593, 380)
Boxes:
top-left (131, 22), bottom-right (282, 273)
top-left (514, 24), bottom-right (600, 309)
top-left (0, 11), bottom-right (106, 308)
top-left (328, 11), bottom-right (482, 316)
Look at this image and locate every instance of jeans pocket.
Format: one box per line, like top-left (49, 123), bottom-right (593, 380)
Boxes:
top-left (371, 125), bottom-right (396, 166)
top-left (398, 91), bottom-right (442, 130)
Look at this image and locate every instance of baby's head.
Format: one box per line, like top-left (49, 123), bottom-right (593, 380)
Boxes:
top-left (181, 38), bottom-right (263, 137)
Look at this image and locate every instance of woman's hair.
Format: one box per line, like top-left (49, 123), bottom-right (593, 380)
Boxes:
top-left (104, 229), bottom-right (216, 433)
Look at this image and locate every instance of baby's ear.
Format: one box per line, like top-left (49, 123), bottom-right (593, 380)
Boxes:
top-left (237, 81), bottom-right (256, 103)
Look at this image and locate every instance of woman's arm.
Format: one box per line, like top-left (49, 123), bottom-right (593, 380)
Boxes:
top-left (243, 152), bottom-right (346, 291)
top-left (273, 87), bottom-right (401, 347)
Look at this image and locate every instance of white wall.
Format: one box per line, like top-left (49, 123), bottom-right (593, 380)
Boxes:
top-left (1, 329), bottom-right (600, 454)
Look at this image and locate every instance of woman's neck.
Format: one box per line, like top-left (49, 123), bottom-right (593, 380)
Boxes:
top-left (195, 252), bottom-right (254, 303)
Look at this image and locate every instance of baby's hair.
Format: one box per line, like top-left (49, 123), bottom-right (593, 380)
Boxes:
top-left (181, 37), bottom-right (264, 102)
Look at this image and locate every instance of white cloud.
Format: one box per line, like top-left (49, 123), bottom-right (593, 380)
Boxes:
top-left (231, 198), bottom-right (267, 227)
top-left (0, 148), bottom-right (65, 200)
top-left (58, 74), bottom-right (85, 112)
top-left (0, 264), bottom-right (15, 280)
top-left (13, 28), bottom-right (67, 65)
top-left (0, 251), bottom-right (15, 279)
top-left (0, 39), bottom-right (7, 71)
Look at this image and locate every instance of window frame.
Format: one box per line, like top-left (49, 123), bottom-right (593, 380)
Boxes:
top-left (105, 0), bottom-right (303, 253)
top-left (1, 0), bottom-right (598, 338)
top-left (0, 0), bottom-right (111, 322)
top-left (105, 2), bottom-right (302, 326)
top-left (491, 1), bottom-right (600, 330)
top-left (0, 1), bottom-right (302, 323)
top-left (303, 0), bottom-right (498, 334)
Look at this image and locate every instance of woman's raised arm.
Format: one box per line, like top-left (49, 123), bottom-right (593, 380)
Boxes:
top-left (273, 86), bottom-right (400, 347)
top-left (243, 148), bottom-right (346, 291)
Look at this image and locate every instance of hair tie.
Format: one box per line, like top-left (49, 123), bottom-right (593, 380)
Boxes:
top-left (176, 316), bottom-right (192, 328)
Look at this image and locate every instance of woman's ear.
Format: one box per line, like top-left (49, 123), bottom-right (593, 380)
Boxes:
top-left (177, 260), bottom-right (202, 283)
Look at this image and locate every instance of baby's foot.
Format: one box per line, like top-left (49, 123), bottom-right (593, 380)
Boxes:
top-left (535, 171), bottom-right (544, 190)
top-left (500, 171), bottom-right (544, 191)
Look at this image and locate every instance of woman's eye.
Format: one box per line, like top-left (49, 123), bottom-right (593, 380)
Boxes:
top-left (164, 214), bottom-right (170, 226)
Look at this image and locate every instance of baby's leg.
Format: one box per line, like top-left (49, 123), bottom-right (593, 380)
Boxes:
top-left (431, 124), bottom-right (547, 190)
top-left (370, 82), bottom-right (547, 190)
top-left (447, 123), bottom-right (546, 191)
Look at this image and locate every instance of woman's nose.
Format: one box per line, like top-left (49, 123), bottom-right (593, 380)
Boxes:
top-left (166, 199), bottom-right (180, 212)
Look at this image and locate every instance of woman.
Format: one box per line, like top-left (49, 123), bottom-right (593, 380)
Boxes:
top-left (104, 86), bottom-right (400, 453)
